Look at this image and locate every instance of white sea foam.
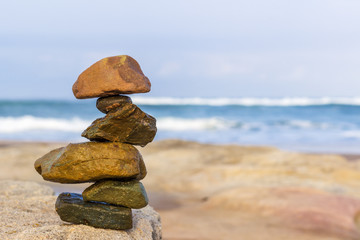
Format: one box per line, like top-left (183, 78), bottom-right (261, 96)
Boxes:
top-left (274, 120), bottom-right (332, 130)
top-left (132, 97), bottom-right (360, 106)
top-left (0, 116), bottom-right (237, 133)
top-left (0, 115), bottom-right (355, 134)
top-left (158, 118), bottom-right (339, 131)
top-left (342, 131), bottom-right (360, 139)
top-left (0, 116), bottom-right (90, 133)
top-left (157, 117), bottom-right (236, 131)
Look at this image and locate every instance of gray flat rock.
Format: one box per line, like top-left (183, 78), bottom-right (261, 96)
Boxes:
top-left (56, 192), bottom-right (132, 230)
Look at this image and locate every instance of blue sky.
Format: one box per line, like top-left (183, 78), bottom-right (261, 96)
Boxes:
top-left (0, 0), bottom-right (360, 99)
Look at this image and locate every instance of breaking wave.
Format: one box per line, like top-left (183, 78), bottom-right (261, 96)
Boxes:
top-left (0, 116), bottom-right (90, 133)
top-left (132, 97), bottom-right (360, 106)
top-left (0, 116), bottom-right (358, 142)
top-left (157, 117), bottom-right (237, 131)
top-left (0, 116), bottom-right (342, 133)
top-left (0, 116), bottom-right (236, 133)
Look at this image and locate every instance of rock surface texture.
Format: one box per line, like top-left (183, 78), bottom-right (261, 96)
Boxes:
top-left (72, 55), bottom-right (151, 99)
top-left (141, 139), bottom-right (360, 240)
top-left (0, 180), bottom-right (162, 240)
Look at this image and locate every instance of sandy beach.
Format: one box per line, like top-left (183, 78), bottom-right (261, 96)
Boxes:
top-left (1, 139), bottom-right (360, 240)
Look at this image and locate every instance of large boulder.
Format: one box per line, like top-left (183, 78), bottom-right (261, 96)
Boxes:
top-left (141, 140), bottom-right (360, 240)
top-left (72, 55), bottom-right (151, 99)
top-left (0, 180), bottom-right (162, 240)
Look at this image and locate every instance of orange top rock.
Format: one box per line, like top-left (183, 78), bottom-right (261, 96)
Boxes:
top-left (72, 55), bottom-right (151, 99)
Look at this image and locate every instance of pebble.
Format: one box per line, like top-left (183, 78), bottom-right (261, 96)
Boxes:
top-left (96, 95), bottom-right (132, 114)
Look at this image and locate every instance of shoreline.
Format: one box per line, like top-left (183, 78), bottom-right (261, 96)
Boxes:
top-left (1, 139), bottom-right (359, 161)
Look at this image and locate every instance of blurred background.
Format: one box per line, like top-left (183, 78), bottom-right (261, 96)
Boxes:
top-left (2, 1), bottom-right (360, 240)
top-left (1, 0), bottom-right (360, 153)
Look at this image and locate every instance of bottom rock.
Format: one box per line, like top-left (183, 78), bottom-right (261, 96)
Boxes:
top-left (56, 192), bottom-right (132, 230)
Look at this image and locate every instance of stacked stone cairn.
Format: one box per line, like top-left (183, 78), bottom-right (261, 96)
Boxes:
top-left (34, 55), bottom-right (157, 230)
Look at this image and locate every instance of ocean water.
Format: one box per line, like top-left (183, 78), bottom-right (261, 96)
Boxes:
top-left (0, 97), bottom-right (360, 154)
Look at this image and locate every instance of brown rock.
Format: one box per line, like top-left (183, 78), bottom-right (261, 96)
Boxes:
top-left (34, 142), bottom-right (146, 183)
top-left (82, 102), bottom-right (156, 147)
top-left (72, 55), bottom-right (151, 99)
top-left (137, 156), bottom-right (147, 180)
top-left (96, 95), bottom-right (132, 114)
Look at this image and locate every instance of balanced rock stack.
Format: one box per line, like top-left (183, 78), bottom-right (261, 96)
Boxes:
top-left (34, 55), bottom-right (157, 230)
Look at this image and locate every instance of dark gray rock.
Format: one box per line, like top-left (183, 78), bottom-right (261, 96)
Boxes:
top-left (55, 192), bottom-right (132, 230)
